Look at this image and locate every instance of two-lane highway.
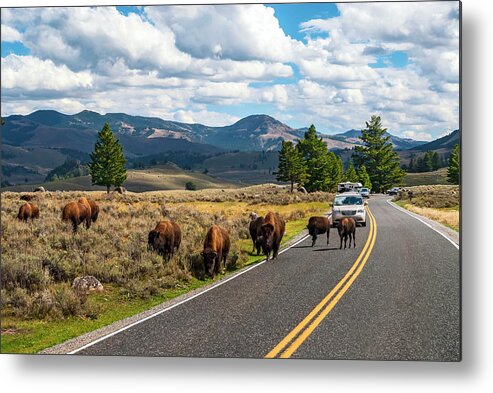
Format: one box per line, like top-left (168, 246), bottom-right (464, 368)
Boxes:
top-left (74, 195), bottom-right (460, 360)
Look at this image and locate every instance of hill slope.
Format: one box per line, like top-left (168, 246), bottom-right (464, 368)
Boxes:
top-left (1, 164), bottom-right (239, 192)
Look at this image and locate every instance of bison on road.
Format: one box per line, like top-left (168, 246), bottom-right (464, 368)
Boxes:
top-left (62, 201), bottom-right (91, 233)
top-left (248, 212), bottom-right (265, 255)
top-left (307, 216), bottom-right (331, 247)
top-left (338, 217), bottom-right (356, 249)
top-left (148, 220), bottom-right (182, 261)
top-left (258, 212), bottom-right (285, 261)
top-left (17, 203), bottom-right (39, 222)
top-left (201, 225), bottom-right (230, 278)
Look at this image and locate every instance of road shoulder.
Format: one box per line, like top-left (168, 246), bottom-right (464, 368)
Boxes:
top-left (40, 226), bottom-right (312, 355)
top-left (387, 199), bottom-right (459, 248)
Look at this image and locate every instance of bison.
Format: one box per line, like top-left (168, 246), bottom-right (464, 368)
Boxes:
top-left (307, 216), bottom-right (331, 247)
top-left (338, 217), bottom-right (356, 249)
top-left (201, 225), bottom-right (230, 278)
top-left (17, 203), bottom-right (39, 222)
top-left (148, 220), bottom-right (182, 261)
top-left (258, 212), bottom-right (285, 261)
top-left (20, 195), bottom-right (33, 201)
top-left (78, 197), bottom-right (99, 223)
top-left (62, 201), bottom-right (91, 233)
top-left (248, 212), bottom-right (265, 255)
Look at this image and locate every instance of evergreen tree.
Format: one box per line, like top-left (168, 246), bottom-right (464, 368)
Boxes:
top-left (358, 165), bottom-right (372, 189)
top-left (343, 161), bottom-right (359, 182)
top-left (88, 123), bottom-right (127, 193)
top-left (353, 115), bottom-right (405, 192)
top-left (408, 158), bottom-right (415, 172)
top-left (423, 151), bottom-right (433, 172)
top-left (275, 141), bottom-right (308, 192)
top-left (431, 152), bottom-right (441, 171)
top-left (327, 153), bottom-right (343, 192)
top-left (297, 125), bottom-right (332, 192)
top-left (447, 144), bottom-right (460, 184)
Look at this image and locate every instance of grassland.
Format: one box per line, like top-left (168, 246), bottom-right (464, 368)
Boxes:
top-left (1, 163), bottom-right (239, 193)
top-left (402, 168), bottom-right (449, 187)
top-left (1, 185), bottom-right (332, 353)
top-left (394, 185), bottom-right (459, 231)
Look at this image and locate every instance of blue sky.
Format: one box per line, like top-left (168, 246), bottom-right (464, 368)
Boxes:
top-left (1, 2), bottom-right (459, 140)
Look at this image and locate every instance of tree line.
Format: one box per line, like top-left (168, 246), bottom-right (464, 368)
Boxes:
top-left (276, 115), bottom-right (460, 192)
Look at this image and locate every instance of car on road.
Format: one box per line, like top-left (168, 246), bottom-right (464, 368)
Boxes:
top-left (359, 187), bottom-right (370, 198)
top-left (387, 187), bottom-right (401, 195)
top-left (331, 192), bottom-right (367, 227)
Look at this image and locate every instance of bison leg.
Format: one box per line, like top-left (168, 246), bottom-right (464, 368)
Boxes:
top-left (339, 235), bottom-right (343, 249)
top-left (252, 240), bottom-right (256, 253)
top-left (311, 234), bottom-right (317, 247)
top-left (353, 232), bottom-right (356, 248)
top-left (327, 228), bottom-right (330, 245)
top-left (71, 219), bottom-right (78, 233)
top-left (85, 217), bottom-right (91, 229)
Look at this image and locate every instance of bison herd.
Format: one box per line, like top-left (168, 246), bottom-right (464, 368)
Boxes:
top-left (16, 195), bottom-right (358, 279)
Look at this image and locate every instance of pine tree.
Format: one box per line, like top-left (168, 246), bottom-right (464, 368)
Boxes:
top-left (327, 153), bottom-right (343, 192)
top-left (343, 161), bottom-right (359, 182)
top-left (353, 115), bottom-right (405, 192)
top-left (431, 152), bottom-right (440, 171)
top-left (358, 164), bottom-right (372, 189)
top-left (447, 144), bottom-right (460, 184)
top-left (88, 123), bottom-right (127, 193)
top-left (275, 141), bottom-right (308, 192)
top-left (297, 125), bottom-right (332, 192)
top-left (423, 151), bottom-right (433, 172)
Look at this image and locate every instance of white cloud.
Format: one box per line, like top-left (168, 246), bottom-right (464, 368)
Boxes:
top-left (146, 4), bottom-right (298, 63)
top-left (402, 131), bottom-right (433, 141)
top-left (1, 54), bottom-right (93, 92)
top-left (173, 109), bottom-right (239, 126)
top-left (1, 24), bottom-right (22, 42)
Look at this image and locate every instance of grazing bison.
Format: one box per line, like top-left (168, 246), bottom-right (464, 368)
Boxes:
top-left (307, 216), bottom-right (331, 247)
top-left (17, 203), bottom-right (39, 222)
top-left (148, 220), bottom-right (182, 261)
top-left (258, 212), bottom-right (285, 261)
top-left (248, 212), bottom-right (265, 255)
top-left (62, 201), bottom-right (91, 233)
top-left (201, 225), bottom-right (230, 278)
top-left (338, 217), bottom-right (356, 249)
top-left (78, 197), bottom-right (99, 223)
top-left (20, 195), bottom-right (33, 201)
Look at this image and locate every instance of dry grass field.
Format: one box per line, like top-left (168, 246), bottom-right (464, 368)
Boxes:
top-left (395, 185), bottom-right (459, 231)
top-left (1, 184), bottom-right (332, 353)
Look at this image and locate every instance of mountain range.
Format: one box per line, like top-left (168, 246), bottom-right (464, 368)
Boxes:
top-left (1, 109), bottom-right (458, 187)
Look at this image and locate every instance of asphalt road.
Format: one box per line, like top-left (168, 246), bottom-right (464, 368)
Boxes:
top-left (75, 195), bottom-right (460, 360)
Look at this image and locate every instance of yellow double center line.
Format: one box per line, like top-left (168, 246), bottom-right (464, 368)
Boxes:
top-left (265, 208), bottom-right (378, 359)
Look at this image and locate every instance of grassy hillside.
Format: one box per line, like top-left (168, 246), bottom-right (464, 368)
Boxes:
top-left (198, 151), bottom-right (279, 184)
top-left (1, 163), bottom-right (239, 192)
top-left (1, 185), bottom-right (332, 353)
top-left (402, 168), bottom-right (449, 187)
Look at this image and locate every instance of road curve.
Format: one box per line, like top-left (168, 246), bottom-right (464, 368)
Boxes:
top-left (75, 195), bottom-right (460, 360)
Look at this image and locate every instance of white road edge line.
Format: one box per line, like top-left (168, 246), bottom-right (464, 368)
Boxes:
top-left (386, 199), bottom-right (459, 250)
top-left (68, 232), bottom-right (311, 354)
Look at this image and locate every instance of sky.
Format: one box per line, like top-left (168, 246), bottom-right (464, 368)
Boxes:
top-left (0, 1), bottom-right (460, 140)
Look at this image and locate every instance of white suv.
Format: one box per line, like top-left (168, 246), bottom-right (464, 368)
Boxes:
top-left (331, 192), bottom-right (367, 227)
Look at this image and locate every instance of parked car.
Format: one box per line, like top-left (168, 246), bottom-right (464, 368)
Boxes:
top-left (359, 187), bottom-right (370, 198)
top-left (331, 192), bottom-right (367, 227)
top-left (387, 187), bottom-right (401, 195)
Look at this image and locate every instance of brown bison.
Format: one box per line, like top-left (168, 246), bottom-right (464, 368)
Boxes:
top-left (201, 225), bottom-right (231, 278)
top-left (148, 220), bottom-right (182, 261)
top-left (248, 212), bottom-right (265, 255)
top-left (20, 194), bottom-right (33, 201)
top-left (17, 203), bottom-right (39, 222)
top-left (307, 216), bottom-right (331, 247)
top-left (338, 217), bottom-right (356, 249)
top-left (258, 212), bottom-right (285, 261)
top-left (78, 197), bottom-right (99, 223)
top-left (62, 201), bottom-right (91, 233)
